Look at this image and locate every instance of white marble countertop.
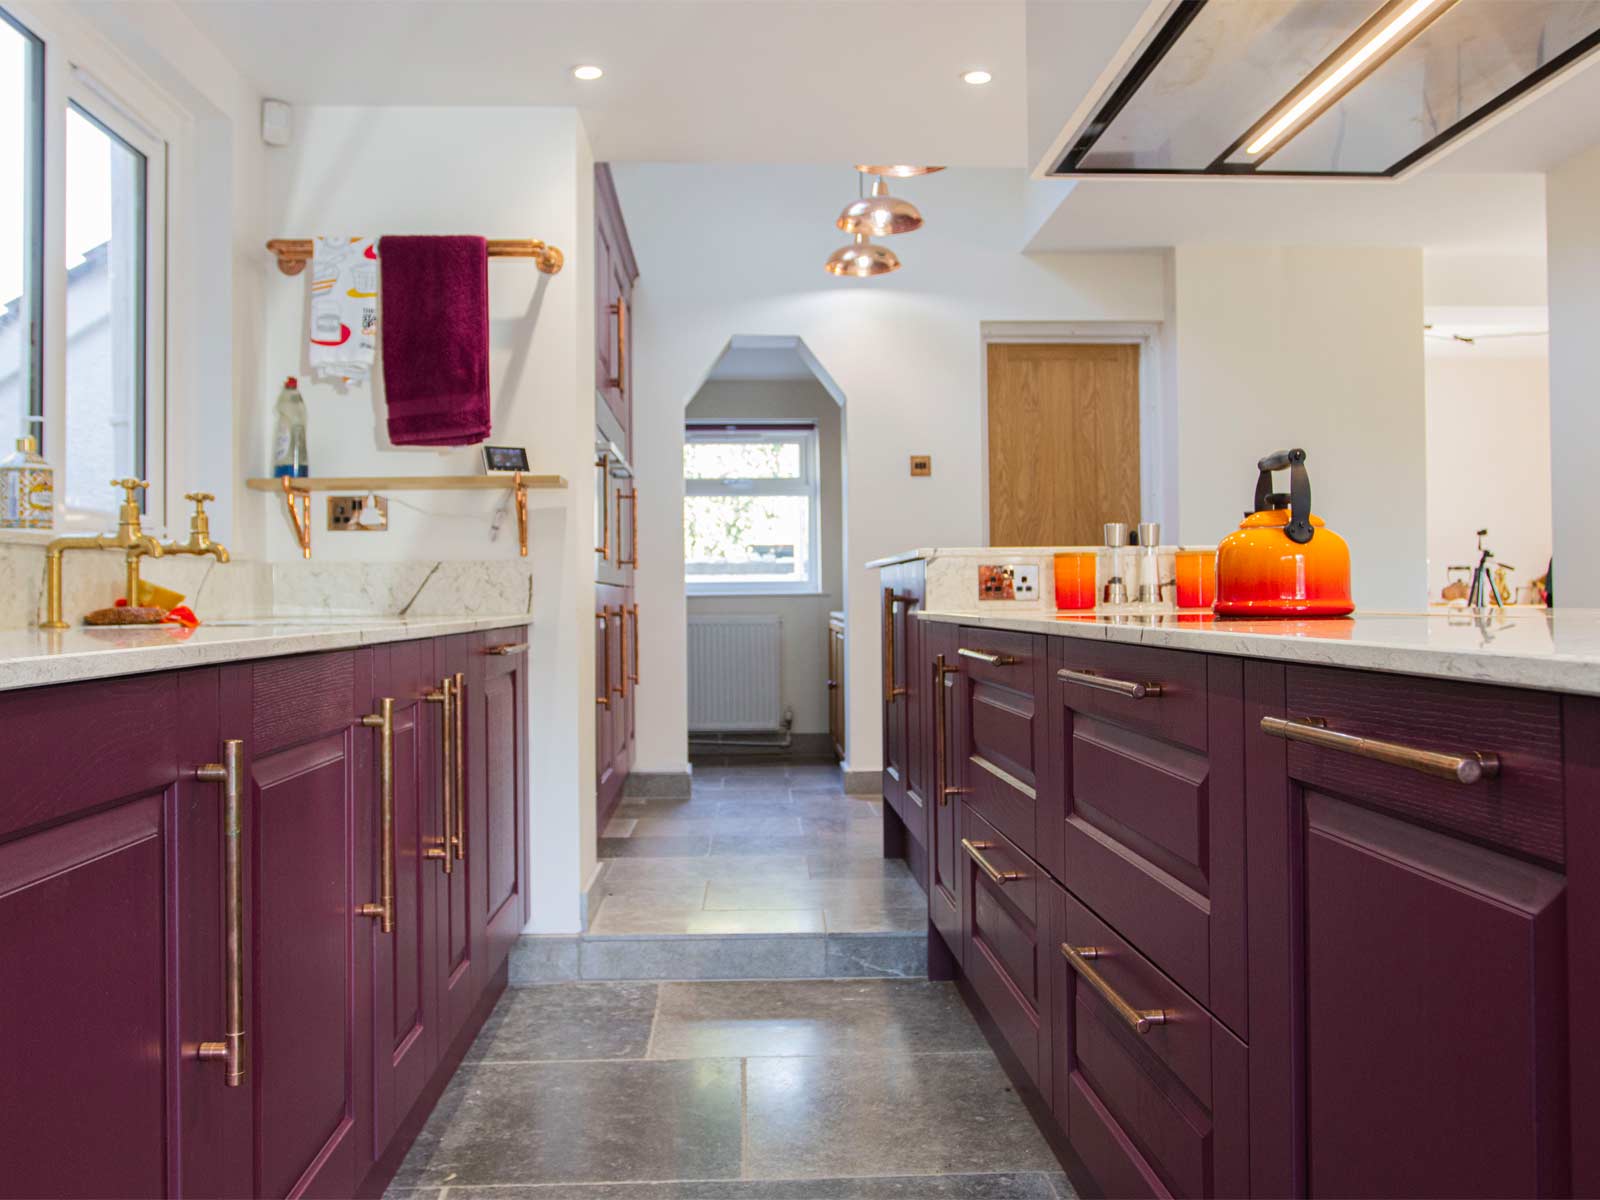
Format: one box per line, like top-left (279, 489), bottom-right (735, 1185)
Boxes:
top-left (865, 546), bottom-right (1098, 569)
top-left (920, 607), bottom-right (1600, 696)
top-left (0, 613), bottom-right (532, 693)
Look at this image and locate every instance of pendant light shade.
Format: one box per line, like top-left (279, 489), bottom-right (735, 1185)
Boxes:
top-left (855, 164), bottom-right (945, 177)
top-left (825, 233), bottom-right (900, 277)
top-left (837, 177), bottom-right (923, 236)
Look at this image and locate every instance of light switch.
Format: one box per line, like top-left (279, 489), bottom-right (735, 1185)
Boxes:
top-left (909, 455), bottom-right (932, 477)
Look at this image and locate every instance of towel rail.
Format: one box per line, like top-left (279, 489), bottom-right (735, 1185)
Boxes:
top-left (266, 238), bottom-right (564, 276)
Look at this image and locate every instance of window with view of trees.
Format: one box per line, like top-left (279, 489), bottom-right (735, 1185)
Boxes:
top-left (684, 423), bottom-right (820, 594)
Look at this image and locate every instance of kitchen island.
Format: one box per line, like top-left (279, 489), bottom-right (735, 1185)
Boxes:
top-left (877, 553), bottom-right (1596, 1199)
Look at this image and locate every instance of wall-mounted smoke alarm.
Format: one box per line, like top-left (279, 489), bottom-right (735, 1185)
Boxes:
top-left (261, 99), bottom-right (293, 147)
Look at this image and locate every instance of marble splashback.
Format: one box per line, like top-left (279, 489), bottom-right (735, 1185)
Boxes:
top-left (0, 537), bottom-right (533, 628)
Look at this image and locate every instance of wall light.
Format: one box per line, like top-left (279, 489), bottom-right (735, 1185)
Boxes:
top-left (572, 64), bottom-right (604, 81)
top-left (1240, 0), bottom-right (1458, 160)
top-left (962, 69), bottom-right (993, 85)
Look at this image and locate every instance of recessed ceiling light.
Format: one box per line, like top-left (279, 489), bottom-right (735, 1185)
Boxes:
top-left (572, 64), bottom-right (604, 81)
top-left (962, 69), bottom-right (992, 86)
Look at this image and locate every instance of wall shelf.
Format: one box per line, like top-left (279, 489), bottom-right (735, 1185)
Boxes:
top-left (245, 474), bottom-right (567, 558)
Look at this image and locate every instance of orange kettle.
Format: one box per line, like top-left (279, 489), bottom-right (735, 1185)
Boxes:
top-left (1214, 448), bottom-right (1353, 617)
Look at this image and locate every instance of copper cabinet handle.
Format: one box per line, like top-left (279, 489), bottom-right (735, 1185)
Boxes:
top-left (595, 455), bottom-right (611, 560)
top-left (882, 588), bottom-right (911, 701)
top-left (958, 648), bottom-right (1017, 666)
top-left (628, 603), bottom-right (640, 685)
top-left (1057, 667), bottom-right (1163, 700)
top-left (357, 699), bottom-right (396, 930)
top-left (596, 610), bottom-right (612, 709)
top-left (934, 656), bottom-right (969, 808)
top-left (607, 608), bottom-right (627, 698)
top-left (1260, 715), bottom-right (1501, 784)
top-left (425, 678), bottom-right (454, 873)
top-left (961, 837), bottom-right (1025, 884)
top-left (453, 672), bottom-right (466, 860)
top-left (609, 296), bottom-right (627, 391)
top-left (485, 641), bottom-right (528, 656)
top-left (197, 739), bottom-right (246, 1086)
top-left (1061, 944), bottom-right (1169, 1035)
top-left (616, 488), bottom-right (639, 569)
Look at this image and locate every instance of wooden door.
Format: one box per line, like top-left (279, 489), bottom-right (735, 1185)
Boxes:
top-left (986, 343), bottom-right (1140, 546)
top-left (827, 618), bottom-right (845, 760)
top-left (0, 670), bottom-right (245, 1200)
top-left (435, 635), bottom-right (477, 1045)
top-left (473, 629), bottom-right (529, 978)
top-left (367, 640), bottom-right (440, 1160)
top-left (245, 652), bottom-right (373, 1199)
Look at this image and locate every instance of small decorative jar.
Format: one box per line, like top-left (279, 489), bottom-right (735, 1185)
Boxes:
top-left (0, 436), bottom-right (53, 530)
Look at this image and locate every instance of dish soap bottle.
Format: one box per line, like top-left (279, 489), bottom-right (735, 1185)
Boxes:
top-left (0, 435), bottom-right (53, 530)
top-left (272, 376), bottom-right (309, 478)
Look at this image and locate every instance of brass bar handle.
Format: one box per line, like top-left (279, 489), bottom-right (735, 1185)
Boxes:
top-left (961, 837), bottom-right (1025, 884)
top-left (595, 455), bottom-right (611, 560)
top-left (596, 611), bottom-right (612, 710)
top-left (958, 648), bottom-right (1017, 666)
top-left (425, 679), bottom-right (454, 873)
top-left (934, 656), bottom-right (969, 808)
top-left (616, 488), bottom-right (639, 569)
top-left (1260, 715), bottom-right (1501, 784)
top-left (1057, 667), bottom-right (1163, 700)
top-left (882, 588), bottom-right (910, 701)
top-left (610, 296), bottom-right (628, 391)
top-left (453, 673), bottom-right (466, 861)
top-left (197, 739), bottom-right (246, 1086)
top-left (485, 641), bottom-right (528, 656)
top-left (357, 699), bottom-right (396, 931)
top-left (628, 603), bottom-right (640, 685)
top-left (609, 608), bottom-right (626, 698)
top-left (1061, 944), bottom-right (1168, 1035)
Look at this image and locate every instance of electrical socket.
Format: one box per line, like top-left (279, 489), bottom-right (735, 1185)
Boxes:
top-left (1009, 564), bottom-right (1039, 599)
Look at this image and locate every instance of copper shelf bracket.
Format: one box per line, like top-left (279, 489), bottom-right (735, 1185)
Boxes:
top-left (514, 471), bottom-right (529, 557)
top-left (280, 477), bottom-right (312, 558)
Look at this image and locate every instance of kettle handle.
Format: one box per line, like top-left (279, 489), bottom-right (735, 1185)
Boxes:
top-left (1253, 449), bottom-right (1315, 545)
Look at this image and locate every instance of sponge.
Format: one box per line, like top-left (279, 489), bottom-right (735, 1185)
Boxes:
top-left (136, 579), bottom-right (186, 612)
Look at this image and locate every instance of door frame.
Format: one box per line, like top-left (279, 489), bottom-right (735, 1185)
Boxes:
top-left (978, 322), bottom-right (1170, 544)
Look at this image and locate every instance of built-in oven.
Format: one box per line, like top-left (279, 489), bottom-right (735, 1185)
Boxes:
top-left (595, 392), bottom-right (636, 586)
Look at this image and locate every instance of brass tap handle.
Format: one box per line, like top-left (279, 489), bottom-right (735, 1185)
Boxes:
top-left (185, 491), bottom-right (215, 515)
top-left (112, 477), bottom-right (150, 499)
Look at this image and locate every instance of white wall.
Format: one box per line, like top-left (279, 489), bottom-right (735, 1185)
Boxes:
top-left (1423, 346), bottom-right (1551, 599)
top-left (613, 164), bottom-right (1167, 777)
top-left (1547, 143), bottom-right (1600, 608)
top-left (685, 377), bottom-right (843, 737)
top-left (253, 105), bottom-right (599, 932)
top-left (1170, 245), bottom-right (1428, 610)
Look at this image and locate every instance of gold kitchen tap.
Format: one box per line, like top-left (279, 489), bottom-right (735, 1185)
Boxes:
top-left (41, 479), bottom-right (167, 630)
top-left (163, 492), bottom-right (232, 563)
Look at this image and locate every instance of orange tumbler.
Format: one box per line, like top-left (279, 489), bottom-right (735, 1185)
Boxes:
top-left (1054, 552), bottom-right (1097, 610)
top-left (1175, 549), bottom-right (1217, 609)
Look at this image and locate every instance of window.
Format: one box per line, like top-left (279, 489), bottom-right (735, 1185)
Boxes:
top-left (685, 422), bottom-right (821, 594)
top-left (0, 7), bottom-right (166, 524)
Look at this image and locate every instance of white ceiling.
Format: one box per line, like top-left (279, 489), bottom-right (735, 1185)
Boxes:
top-left (172, 0), bottom-right (1031, 166)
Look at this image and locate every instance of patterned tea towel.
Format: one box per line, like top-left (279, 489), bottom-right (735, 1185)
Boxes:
top-left (308, 236), bottom-right (378, 385)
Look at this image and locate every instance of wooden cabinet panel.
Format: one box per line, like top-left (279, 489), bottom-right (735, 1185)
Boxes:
top-left (1054, 639), bottom-right (1208, 753)
top-left (596, 163), bottom-right (638, 452)
top-left (961, 806), bottom-right (1052, 1094)
top-left (1302, 794), bottom-right (1567, 1199)
top-left (827, 616), bottom-right (846, 761)
top-left (475, 629), bottom-right (529, 976)
top-left (435, 635), bottom-right (477, 1047)
top-left (1566, 695), bottom-right (1600, 1199)
top-left (926, 620), bottom-right (963, 962)
top-left (596, 584), bottom-right (628, 830)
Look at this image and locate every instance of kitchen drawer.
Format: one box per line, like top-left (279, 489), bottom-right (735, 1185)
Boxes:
top-left (1052, 655), bottom-right (1247, 1030)
top-left (961, 805), bottom-right (1052, 1094)
top-left (1053, 640), bottom-right (1208, 753)
top-left (1051, 887), bottom-right (1249, 1199)
top-left (1281, 664), bottom-right (1564, 864)
top-left (957, 627), bottom-right (1057, 872)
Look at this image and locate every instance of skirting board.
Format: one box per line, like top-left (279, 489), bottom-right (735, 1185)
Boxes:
top-left (622, 771), bottom-right (693, 799)
top-left (843, 769), bottom-right (879, 796)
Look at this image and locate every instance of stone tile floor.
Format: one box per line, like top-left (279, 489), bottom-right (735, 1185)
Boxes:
top-left (592, 764), bottom-right (927, 937)
top-left (387, 979), bottom-right (1073, 1199)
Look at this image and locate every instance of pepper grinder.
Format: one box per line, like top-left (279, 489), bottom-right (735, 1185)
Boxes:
top-left (1137, 522), bottom-right (1162, 604)
top-left (1101, 522), bottom-right (1129, 606)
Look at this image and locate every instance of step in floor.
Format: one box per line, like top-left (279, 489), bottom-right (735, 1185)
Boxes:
top-left (514, 763), bottom-right (930, 982)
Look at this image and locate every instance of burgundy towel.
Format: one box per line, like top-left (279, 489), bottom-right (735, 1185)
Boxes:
top-left (378, 235), bottom-right (492, 446)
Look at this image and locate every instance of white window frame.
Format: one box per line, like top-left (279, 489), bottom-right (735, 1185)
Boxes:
top-left (685, 420), bottom-right (822, 597)
top-left (7, 3), bottom-right (173, 533)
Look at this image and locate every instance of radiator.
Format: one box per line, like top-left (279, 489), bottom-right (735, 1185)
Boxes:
top-left (688, 615), bottom-right (783, 732)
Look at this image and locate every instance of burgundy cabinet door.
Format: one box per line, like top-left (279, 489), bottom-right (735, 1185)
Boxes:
top-left (435, 635), bottom-right (478, 1046)
top-left (596, 586), bottom-right (625, 829)
top-left (473, 629), bottom-right (530, 977)
top-left (957, 626), bottom-right (1053, 871)
top-left (0, 670), bottom-right (246, 1200)
top-left (244, 651), bottom-right (374, 1200)
top-left (366, 640), bottom-right (441, 1162)
top-left (925, 620), bottom-right (963, 961)
top-left (880, 568), bottom-right (909, 818)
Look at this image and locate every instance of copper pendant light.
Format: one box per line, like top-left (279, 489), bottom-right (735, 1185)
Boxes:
top-left (854, 164), bottom-right (945, 177)
top-left (825, 233), bottom-right (900, 277)
top-left (837, 177), bottom-right (923, 236)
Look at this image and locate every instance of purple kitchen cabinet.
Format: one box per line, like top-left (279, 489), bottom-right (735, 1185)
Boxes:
top-left (0, 668), bottom-right (247, 1199)
top-left (472, 629), bottom-right (530, 977)
top-left (434, 634), bottom-right (479, 1046)
top-left (924, 620), bottom-right (963, 963)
